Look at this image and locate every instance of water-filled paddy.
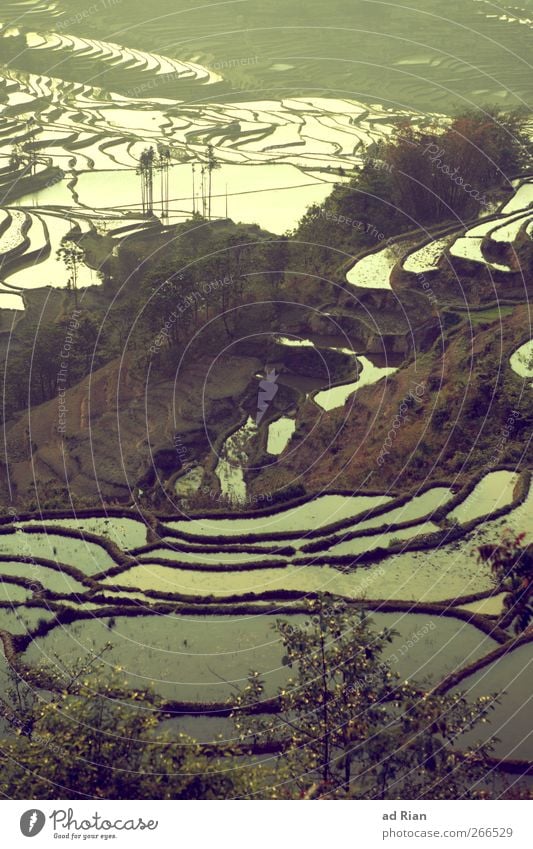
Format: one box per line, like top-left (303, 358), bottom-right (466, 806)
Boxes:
top-left (138, 548), bottom-right (280, 566)
top-left (314, 356), bottom-right (397, 410)
top-left (449, 237), bottom-right (511, 272)
top-left (12, 178), bottom-right (77, 209)
top-left (491, 211), bottom-right (533, 242)
top-left (458, 593), bottom-right (507, 616)
top-left (510, 340), bottom-right (533, 383)
top-left (24, 613), bottom-right (295, 701)
top-left (104, 561), bottom-right (424, 598)
top-left (0, 475), bottom-right (526, 608)
top-left (322, 521), bottom-right (439, 557)
top-left (0, 532), bottom-right (117, 575)
top-left (6, 214), bottom-right (101, 290)
top-left (500, 180), bottom-right (533, 214)
top-left (16, 516), bottom-right (148, 549)
top-left (266, 417), bottom-right (295, 455)
top-left (447, 471), bottom-right (519, 523)
top-left (359, 544), bottom-right (493, 602)
top-left (0, 209), bottom-right (25, 253)
top-left (351, 487), bottom-right (452, 530)
top-left (373, 612), bottom-right (497, 685)
top-left (19, 608), bottom-right (500, 709)
top-left (0, 560), bottom-right (87, 594)
top-left (0, 291), bottom-right (24, 310)
top-left (167, 493), bottom-right (393, 538)
top-left (0, 605), bottom-right (56, 635)
top-left (374, 481), bottom-right (533, 602)
top-left (100, 554), bottom-right (462, 602)
top-left (346, 245), bottom-right (400, 289)
top-left (0, 582), bottom-right (32, 603)
top-left (454, 643), bottom-right (533, 760)
top-left (403, 237), bottom-right (453, 273)
top-left (72, 162), bottom-right (332, 233)
top-left (0, 7), bottom-right (530, 772)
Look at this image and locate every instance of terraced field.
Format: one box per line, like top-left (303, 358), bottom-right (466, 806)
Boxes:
top-left (0, 0), bottom-right (531, 795)
top-left (0, 468), bottom-right (531, 761)
top-left (5, 0), bottom-right (533, 109)
top-left (343, 178), bottom-right (533, 293)
top-left (0, 22), bottom-right (434, 304)
top-left (0, 4), bottom-right (531, 307)
top-left (0, 3), bottom-right (532, 314)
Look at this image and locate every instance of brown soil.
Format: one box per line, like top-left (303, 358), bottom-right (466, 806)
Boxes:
top-left (2, 350), bottom-right (260, 506)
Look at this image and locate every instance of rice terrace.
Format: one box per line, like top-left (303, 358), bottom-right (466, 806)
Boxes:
top-left (0, 0), bottom-right (531, 809)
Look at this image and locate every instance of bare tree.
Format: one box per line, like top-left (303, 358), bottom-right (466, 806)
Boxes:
top-left (157, 145), bottom-right (171, 219)
top-left (137, 146), bottom-right (155, 214)
top-left (206, 143), bottom-right (220, 219)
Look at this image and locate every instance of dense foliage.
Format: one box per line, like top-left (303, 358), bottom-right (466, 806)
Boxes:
top-left (232, 602), bottom-right (497, 799)
top-left (479, 532), bottom-right (533, 634)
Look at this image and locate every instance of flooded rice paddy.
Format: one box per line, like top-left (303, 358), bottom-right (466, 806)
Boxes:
top-left (0, 456), bottom-right (528, 757)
